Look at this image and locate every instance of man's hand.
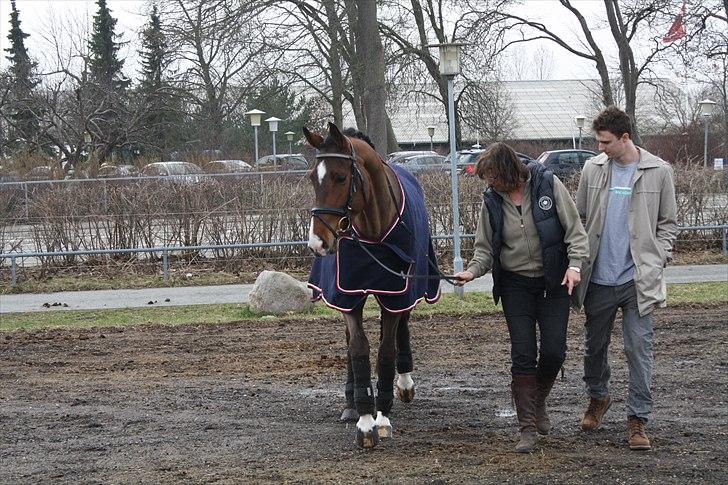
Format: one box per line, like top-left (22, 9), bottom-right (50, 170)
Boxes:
top-left (561, 268), bottom-right (581, 295)
top-left (453, 270), bottom-right (475, 287)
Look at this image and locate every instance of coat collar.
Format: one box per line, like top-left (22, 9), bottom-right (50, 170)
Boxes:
top-left (591, 147), bottom-right (664, 169)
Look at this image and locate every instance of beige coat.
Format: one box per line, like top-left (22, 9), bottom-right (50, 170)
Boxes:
top-left (575, 147), bottom-right (678, 316)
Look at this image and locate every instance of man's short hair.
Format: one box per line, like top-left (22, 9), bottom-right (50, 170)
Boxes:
top-left (592, 106), bottom-right (632, 138)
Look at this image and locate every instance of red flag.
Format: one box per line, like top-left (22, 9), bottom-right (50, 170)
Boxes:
top-left (662, 2), bottom-right (686, 44)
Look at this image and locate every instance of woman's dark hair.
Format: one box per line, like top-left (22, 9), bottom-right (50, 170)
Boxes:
top-left (592, 106), bottom-right (632, 138)
top-left (474, 142), bottom-right (528, 192)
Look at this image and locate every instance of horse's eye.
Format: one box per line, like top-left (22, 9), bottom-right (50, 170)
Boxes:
top-left (333, 175), bottom-right (346, 184)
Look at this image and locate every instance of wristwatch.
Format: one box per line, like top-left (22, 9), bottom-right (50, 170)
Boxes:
top-left (568, 266), bottom-right (581, 273)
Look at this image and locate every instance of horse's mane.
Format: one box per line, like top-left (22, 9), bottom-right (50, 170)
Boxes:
top-left (342, 127), bottom-right (376, 150)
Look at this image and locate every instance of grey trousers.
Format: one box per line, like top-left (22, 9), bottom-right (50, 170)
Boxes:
top-left (583, 280), bottom-right (654, 421)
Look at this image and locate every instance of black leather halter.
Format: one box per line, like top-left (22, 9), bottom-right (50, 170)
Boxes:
top-left (310, 140), bottom-right (365, 239)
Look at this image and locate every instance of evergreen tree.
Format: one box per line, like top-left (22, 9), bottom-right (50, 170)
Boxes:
top-left (4, 0), bottom-right (40, 152)
top-left (136, 5), bottom-right (183, 158)
top-left (88, 0), bottom-right (129, 91)
top-left (241, 79), bottom-right (317, 157)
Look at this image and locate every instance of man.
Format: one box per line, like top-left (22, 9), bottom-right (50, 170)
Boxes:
top-left (575, 106), bottom-right (677, 451)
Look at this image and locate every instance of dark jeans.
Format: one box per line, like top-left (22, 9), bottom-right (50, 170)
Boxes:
top-left (500, 271), bottom-right (570, 378)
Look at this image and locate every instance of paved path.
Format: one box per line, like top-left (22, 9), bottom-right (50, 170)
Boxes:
top-left (1, 264), bottom-right (725, 314)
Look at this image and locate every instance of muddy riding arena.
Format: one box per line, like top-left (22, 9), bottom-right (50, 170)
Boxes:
top-left (1, 303), bottom-right (726, 483)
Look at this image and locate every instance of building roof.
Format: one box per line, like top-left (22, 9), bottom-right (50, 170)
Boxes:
top-left (342, 79), bottom-right (673, 145)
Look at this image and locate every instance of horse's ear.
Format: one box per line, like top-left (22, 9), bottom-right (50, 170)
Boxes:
top-left (327, 122), bottom-right (347, 148)
top-left (302, 126), bottom-right (324, 149)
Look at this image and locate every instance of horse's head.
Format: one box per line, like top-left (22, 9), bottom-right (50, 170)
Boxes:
top-left (303, 122), bottom-right (374, 256)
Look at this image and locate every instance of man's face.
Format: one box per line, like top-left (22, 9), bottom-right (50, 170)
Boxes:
top-left (595, 130), bottom-right (630, 159)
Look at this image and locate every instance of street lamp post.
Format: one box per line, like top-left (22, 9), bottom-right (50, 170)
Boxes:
top-left (265, 117), bottom-right (281, 157)
top-left (284, 131), bottom-right (295, 157)
top-left (83, 131), bottom-right (92, 163)
top-left (698, 99), bottom-right (716, 167)
top-left (574, 115), bottom-right (586, 150)
top-left (427, 125), bottom-right (435, 151)
top-left (245, 109), bottom-right (265, 163)
top-left (428, 42), bottom-right (467, 298)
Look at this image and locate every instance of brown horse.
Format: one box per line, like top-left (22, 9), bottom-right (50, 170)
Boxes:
top-left (303, 122), bottom-right (440, 448)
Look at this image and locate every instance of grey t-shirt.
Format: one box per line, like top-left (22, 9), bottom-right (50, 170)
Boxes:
top-left (591, 160), bottom-right (639, 286)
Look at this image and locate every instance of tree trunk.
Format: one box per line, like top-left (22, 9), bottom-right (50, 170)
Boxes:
top-left (604, 0), bottom-right (641, 144)
top-left (323, 0), bottom-right (344, 126)
top-left (351, 1), bottom-right (387, 155)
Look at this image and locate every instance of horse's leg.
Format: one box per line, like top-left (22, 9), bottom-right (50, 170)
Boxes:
top-left (374, 309), bottom-right (399, 439)
top-left (340, 326), bottom-right (359, 422)
top-left (342, 303), bottom-right (378, 448)
top-left (395, 310), bottom-right (416, 403)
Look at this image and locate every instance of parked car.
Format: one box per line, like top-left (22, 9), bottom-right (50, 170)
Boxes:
top-left (98, 164), bottom-right (139, 178)
top-left (255, 154), bottom-right (309, 172)
top-left (386, 150), bottom-right (439, 165)
top-left (536, 149), bottom-right (597, 178)
top-left (26, 165), bottom-right (62, 181)
top-left (457, 148), bottom-right (533, 176)
top-left (394, 154), bottom-right (447, 174)
top-left (141, 161), bottom-right (206, 183)
top-left (205, 159), bottom-right (254, 174)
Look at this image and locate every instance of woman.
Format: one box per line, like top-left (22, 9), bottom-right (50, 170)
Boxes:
top-left (454, 142), bottom-right (589, 453)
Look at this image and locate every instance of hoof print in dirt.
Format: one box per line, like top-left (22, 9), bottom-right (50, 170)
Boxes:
top-left (340, 408), bottom-right (359, 422)
top-left (356, 426), bottom-right (380, 449)
top-left (396, 386), bottom-right (415, 403)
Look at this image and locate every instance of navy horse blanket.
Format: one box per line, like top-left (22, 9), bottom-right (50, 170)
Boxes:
top-left (308, 163), bottom-right (441, 313)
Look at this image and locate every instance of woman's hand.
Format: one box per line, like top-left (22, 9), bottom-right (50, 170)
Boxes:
top-left (561, 268), bottom-right (581, 295)
top-left (453, 270), bottom-right (475, 286)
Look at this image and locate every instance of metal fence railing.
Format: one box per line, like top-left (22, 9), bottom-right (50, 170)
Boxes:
top-left (1, 225), bottom-right (726, 288)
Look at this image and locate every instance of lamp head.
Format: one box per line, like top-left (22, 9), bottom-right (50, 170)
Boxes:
top-left (265, 116), bottom-right (281, 132)
top-left (427, 125), bottom-right (436, 137)
top-left (698, 99), bottom-right (716, 117)
top-left (245, 109), bottom-right (265, 127)
top-left (574, 115), bottom-right (586, 129)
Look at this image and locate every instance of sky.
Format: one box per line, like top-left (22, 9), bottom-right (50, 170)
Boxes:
top-left (0, 0), bottom-right (670, 82)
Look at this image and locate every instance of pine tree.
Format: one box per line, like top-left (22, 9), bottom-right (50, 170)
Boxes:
top-left (4, 0), bottom-right (40, 152)
top-left (88, 0), bottom-right (129, 91)
top-left (136, 5), bottom-right (182, 158)
top-left (139, 5), bottom-right (166, 93)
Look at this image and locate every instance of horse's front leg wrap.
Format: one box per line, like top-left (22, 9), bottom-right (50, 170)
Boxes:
top-left (351, 355), bottom-right (375, 416)
top-left (396, 316), bottom-right (413, 374)
top-left (345, 350), bottom-right (355, 409)
top-left (376, 359), bottom-right (395, 416)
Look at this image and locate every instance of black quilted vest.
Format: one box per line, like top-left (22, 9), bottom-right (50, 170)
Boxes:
top-left (483, 163), bottom-right (568, 304)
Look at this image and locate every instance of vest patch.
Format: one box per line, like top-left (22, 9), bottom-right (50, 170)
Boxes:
top-left (538, 195), bottom-right (553, 211)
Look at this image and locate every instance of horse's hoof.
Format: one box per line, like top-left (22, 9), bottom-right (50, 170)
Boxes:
top-left (356, 426), bottom-right (380, 449)
top-left (377, 424), bottom-right (393, 439)
top-left (340, 408), bottom-right (359, 422)
top-left (396, 386), bottom-right (415, 403)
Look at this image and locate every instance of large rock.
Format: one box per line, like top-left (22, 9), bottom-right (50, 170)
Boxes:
top-left (248, 270), bottom-right (314, 315)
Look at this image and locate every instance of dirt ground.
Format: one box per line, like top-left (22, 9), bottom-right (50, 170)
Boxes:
top-left (1, 303), bottom-right (727, 484)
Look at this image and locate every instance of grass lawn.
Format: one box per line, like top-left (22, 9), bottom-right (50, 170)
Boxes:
top-left (1, 282), bottom-right (725, 332)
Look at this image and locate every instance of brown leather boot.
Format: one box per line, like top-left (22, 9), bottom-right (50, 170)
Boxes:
top-left (535, 374), bottom-right (557, 435)
top-left (581, 395), bottom-right (612, 431)
top-left (627, 417), bottom-right (652, 451)
top-left (511, 375), bottom-right (539, 453)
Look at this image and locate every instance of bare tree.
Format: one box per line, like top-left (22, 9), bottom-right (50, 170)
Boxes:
top-left (492, 0), bottom-right (707, 144)
top-left (159, 0), bottom-right (270, 149)
top-left (459, 80), bottom-right (519, 141)
top-left (379, 0), bottom-right (507, 146)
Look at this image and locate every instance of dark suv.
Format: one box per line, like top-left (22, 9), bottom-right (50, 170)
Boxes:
top-left (536, 149), bottom-right (596, 177)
